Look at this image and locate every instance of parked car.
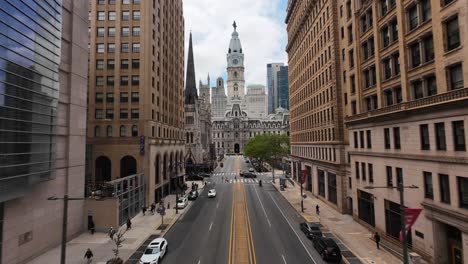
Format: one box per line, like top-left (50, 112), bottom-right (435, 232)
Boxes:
top-left (188, 191), bottom-right (198, 200)
top-left (313, 237), bottom-right (342, 262)
top-left (208, 189), bottom-right (216, 198)
top-left (176, 197), bottom-right (188, 209)
top-left (139, 237), bottom-right (168, 264)
top-left (300, 222), bottom-right (323, 240)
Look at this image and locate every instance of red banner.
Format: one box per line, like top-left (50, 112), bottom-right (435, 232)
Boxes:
top-left (399, 208), bottom-right (422, 242)
top-left (301, 170), bottom-right (307, 184)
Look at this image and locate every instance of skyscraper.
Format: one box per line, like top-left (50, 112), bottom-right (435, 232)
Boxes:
top-left (0, 1), bottom-right (89, 262)
top-left (267, 63), bottom-right (284, 114)
top-left (87, 0), bottom-right (185, 204)
top-left (277, 65), bottom-right (289, 110)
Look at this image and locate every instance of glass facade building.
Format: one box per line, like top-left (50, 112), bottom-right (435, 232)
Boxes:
top-left (277, 65), bottom-right (289, 110)
top-left (0, 0), bottom-right (62, 202)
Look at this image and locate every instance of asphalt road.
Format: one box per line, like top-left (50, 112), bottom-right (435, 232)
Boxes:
top-left (161, 156), bottom-right (327, 264)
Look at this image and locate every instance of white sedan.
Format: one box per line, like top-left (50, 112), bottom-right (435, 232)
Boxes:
top-left (208, 189), bottom-right (216, 198)
top-left (139, 237), bottom-right (168, 264)
top-left (176, 197), bottom-right (188, 209)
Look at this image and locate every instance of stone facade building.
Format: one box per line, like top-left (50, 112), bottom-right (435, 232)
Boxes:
top-left (87, 0), bottom-right (185, 204)
top-left (245, 84), bottom-right (268, 118)
top-left (0, 1), bottom-right (89, 263)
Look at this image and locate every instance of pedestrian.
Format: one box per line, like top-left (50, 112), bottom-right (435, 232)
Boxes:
top-left (142, 205), bottom-right (146, 215)
top-left (84, 248), bottom-right (93, 263)
top-left (151, 203), bottom-right (155, 214)
top-left (89, 220), bottom-right (95, 235)
top-left (126, 218), bottom-right (132, 230)
top-left (316, 204), bottom-right (320, 215)
top-left (374, 232), bottom-right (381, 250)
top-left (108, 227), bottom-right (115, 240)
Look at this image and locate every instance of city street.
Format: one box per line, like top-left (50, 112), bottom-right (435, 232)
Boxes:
top-left (161, 156), bottom-right (327, 264)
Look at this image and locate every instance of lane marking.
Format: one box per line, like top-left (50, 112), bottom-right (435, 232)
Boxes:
top-left (228, 184), bottom-right (235, 264)
top-left (282, 254), bottom-right (287, 264)
top-left (243, 184), bottom-right (257, 264)
top-left (253, 185), bottom-right (271, 228)
top-left (216, 202), bottom-right (219, 209)
top-left (209, 222), bottom-right (213, 231)
top-left (268, 193), bottom-right (317, 264)
top-left (197, 259), bottom-right (201, 264)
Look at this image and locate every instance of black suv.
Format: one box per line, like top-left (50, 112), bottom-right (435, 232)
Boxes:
top-left (242, 172), bottom-right (256, 178)
top-left (313, 237), bottom-right (342, 262)
top-left (188, 191), bottom-right (198, 200)
top-left (299, 222), bottom-right (322, 240)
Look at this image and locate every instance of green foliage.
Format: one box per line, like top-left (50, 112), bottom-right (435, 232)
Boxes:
top-left (243, 134), bottom-right (290, 164)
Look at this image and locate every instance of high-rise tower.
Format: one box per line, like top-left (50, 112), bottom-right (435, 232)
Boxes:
top-left (226, 21), bottom-right (245, 103)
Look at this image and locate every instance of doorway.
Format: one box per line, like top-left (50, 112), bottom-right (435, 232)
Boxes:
top-left (234, 143), bottom-right (240, 154)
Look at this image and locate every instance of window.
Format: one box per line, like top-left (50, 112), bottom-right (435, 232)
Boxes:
top-left (435, 122), bottom-right (446, 150)
top-left (360, 131), bottom-right (365, 148)
top-left (131, 109), bottom-right (139, 119)
top-left (423, 35), bottom-right (434, 62)
top-left (350, 75), bottom-right (356, 93)
top-left (348, 25), bottom-right (353, 43)
top-left (120, 109), bottom-right (128, 119)
top-left (120, 92), bottom-right (128, 102)
top-left (108, 0), bottom-right (115, 4)
top-left (448, 64), bottom-right (464, 90)
top-left (122, 11), bottom-right (130, 21)
top-left (427, 76), bottom-right (437, 96)
top-left (120, 76), bottom-right (129, 85)
top-left (458, 177), bottom-right (468, 208)
top-left (97, 27), bottom-right (105, 37)
top-left (132, 43), bottom-right (140, 53)
top-left (131, 92), bottom-right (139, 102)
top-left (381, 25), bottom-right (390, 47)
top-left (351, 101), bottom-right (357, 115)
top-left (420, 124), bottom-right (430, 150)
top-left (349, 49), bottom-right (354, 67)
top-left (97, 43), bottom-right (105, 53)
top-left (396, 167), bottom-right (403, 186)
top-left (97, 11), bottom-right (105, 21)
top-left (107, 76), bottom-right (114, 86)
top-left (355, 162), bottom-right (360, 179)
top-left (452, 121), bottom-right (466, 151)
top-left (106, 109), bottom-right (114, 119)
top-left (386, 166), bottom-right (393, 187)
top-left (121, 43), bottom-right (129, 53)
top-left (384, 128), bottom-right (391, 149)
top-left (96, 76), bottom-right (104, 86)
top-left (106, 92), bottom-right (114, 103)
top-left (122, 0), bottom-right (130, 4)
top-left (132, 125), bottom-right (138, 137)
top-left (439, 174), bottom-right (451, 204)
top-left (443, 0), bottom-right (455, 6)
top-left (120, 125), bottom-right (126, 137)
top-left (107, 125), bottom-right (113, 137)
top-left (122, 27), bottom-right (129, 37)
top-left (445, 16), bottom-right (460, 51)
top-left (131, 75), bottom-right (140, 85)
top-left (366, 130), bottom-right (372, 148)
top-left (354, 131), bottom-right (358, 148)
top-left (121, 59), bottom-right (129, 69)
top-left (95, 93), bottom-right (103, 103)
top-left (132, 27), bottom-right (140, 36)
top-left (94, 126), bottom-right (101, 137)
top-left (421, 0), bottom-right (431, 22)
top-left (108, 27), bottom-right (115, 37)
top-left (362, 162), bottom-right (367, 181)
top-left (408, 5), bottom-right (419, 30)
top-left (96, 59), bottom-right (104, 70)
top-left (413, 80), bottom-right (423, 99)
top-left (98, 0), bottom-right (105, 4)
top-left (133, 11), bottom-right (141, 20)
top-left (423, 172), bottom-right (434, 199)
top-left (95, 109), bottom-right (103, 119)
top-left (108, 43), bottom-right (115, 53)
top-left (132, 59), bottom-right (140, 69)
top-left (410, 42), bottom-right (421, 68)
top-left (108, 11), bottom-right (116, 21)
top-left (393, 127), bottom-right (401, 149)
top-left (368, 164), bottom-right (374, 183)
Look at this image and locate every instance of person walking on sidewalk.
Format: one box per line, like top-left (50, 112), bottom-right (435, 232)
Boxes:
top-left (141, 205), bottom-right (147, 216)
top-left (89, 220), bottom-right (95, 235)
top-left (84, 248), bottom-right (93, 263)
top-left (126, 218), bottom-right (132, 230)
top-left (150, 203), bottom-right (156, 214)
top-left (316, 204), bottom-right (320, 215)
top-left (374, 232), bottom-right (381, 250)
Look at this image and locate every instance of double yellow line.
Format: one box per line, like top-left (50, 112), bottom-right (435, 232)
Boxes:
top-left (228, 183), bottom-right (256, 264)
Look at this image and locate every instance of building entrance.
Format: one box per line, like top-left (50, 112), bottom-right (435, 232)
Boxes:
top-left (234, 143), bottom-right (240, 154)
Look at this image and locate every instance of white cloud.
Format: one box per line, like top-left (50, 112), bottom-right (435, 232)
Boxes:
top-left (184, 0), bottom-right (288, 89)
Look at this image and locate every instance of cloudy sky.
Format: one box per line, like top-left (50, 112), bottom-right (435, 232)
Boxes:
top-left (183, 0), bottom-right (288, 89)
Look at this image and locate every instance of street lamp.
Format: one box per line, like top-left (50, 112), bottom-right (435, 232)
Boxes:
top-left (364, 183), bottom-right (418, 264)
top-left (47, 195), bottom-right (84, 264)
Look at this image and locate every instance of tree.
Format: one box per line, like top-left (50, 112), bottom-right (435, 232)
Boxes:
top-left (107, 229), bottom-right (125, 264)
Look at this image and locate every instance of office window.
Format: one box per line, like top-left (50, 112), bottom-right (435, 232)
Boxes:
top-left (360, 131), bottom-right (365, 148)
top-left (96, 59), bottom-right (104, 70)
top-left (97, 11), bottom-right (105, 21)
top-left (435, 122), bottom-right (447, 150)
top-left (349, 49), bottom-right (354, 67)
top-left (131, 92), bottom-right (139, 102)
top-left (421, 0), bottom-right (431, 22)
top-left (381, 25), bottom-right (390, 47)
top-left (122, 0), bottom-right (130, 4)
top-left (423, 35), bottom-right (434, 62)
top-left (396, 167), bottom-right (403, 186)
top-left (348, 25), bottom-right (353, 43)
top-left (121, 59), bottom-right (129, 69)
top-left (366, 130), bottom-right (372, 149)
top-left (393, 127), bottom-right (401, 149)
top-left (107, 125), bottom-right (113, 137)
top-left (458, 177), bottom-right (468, 209)
top-left (98, 0), bottom-right (105, 4)
top-left (439, 174), bottom-right (451, 204)
top-left (393, 52), bottom-right (400, 75)
top-left (368, 164), bottom-right (374, 183)
top-left (132, 43), bottom-right (140, 53)
top-left (97, 43), bottom-right (105, 53)
top-left (108, 11), bottom-right (116, 21)
top-left (122, 10), bottom-right (130, 20)
top-left (121, 43), bottom-right (129, 53)
top-left (452, 121), bottom-right (466, 151)
top-left (132, 59), bottom-right (140, 69)
top-left (131, 75), bottom-right (140, 85)
top-left (106, 92), bottom-right (114, 103)
top-left (94, 126), bottom-right (101, 137)
top-left (105, 60), bottom-right (114, 70)
top-left (133, 11), bottom-right (141, 20)
top-left (384, 128), bottom-right (391, 149)
top-left (443, 0), bottom-right (455, 6)
top-left (107, 76), bottom-right (114, 86)
top-left (351, 101), bottom-right (357, 115)
top-left (131, 108), bottom-right (139, 119)
top-left (120, 109), bottom-right (128, 119)
top-left (408, 5), bottom-right (419, 30)
top-left (108, 0), bottom-right (115, 4)
top-left (95, 109), bottom-right (103, 119)
top-left (132, 125), bottom-right (138, 137)
top-left (120, 125), bottom-right (126, 137)
top-left (362, 162), bottom-right (367, 181)
top-left (420, 124), bottom-right (430, 150)
top-left (108, 27), bottom-right (115, 37)
top-left (350, 75), bottom-right (356, 93)
top-left (386, 166), bottom-right (393, 187)
top-left (427, 76), bottom-right (437, 96)
top-left (424, 172), bottom-right (434, 199)
top-left (448, 64), bottom-right (464, 90)
top-left (105, 109), bottom-right (114, 119)
top-left (133, 0), bottom-right (141, 4)
top-left (132, 27), bottom-right (140, 36)
top-left (122, 27), bottom-right (129, 37)
top-left (410, 42), bottom-right (421, 68)
top-left (384, 89), bottom-right (393, 106)
top-left (354, 131), bottom-right (358, 148)
top-left (413, 80), bottom-right (424, 99)
top-left (445, 16), bottom-right (460, 51)
top-left (96, 76), bottom-right (104, 86)
top-left (120, 92), bottom-right (128, 102)
top-left (107, 43), bottom-right (115, 53)
top-left (95, 93), bottom-right (103, 103)
top-left (97, 27), bottom-right (105, 37)
top-left (355, 162), bottom-right (360, 179)
top-left (120, 76), bottom-right (129, 85)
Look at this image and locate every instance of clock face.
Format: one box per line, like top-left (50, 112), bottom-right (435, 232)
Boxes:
top-left (233, 59), bottom-right (238, 65)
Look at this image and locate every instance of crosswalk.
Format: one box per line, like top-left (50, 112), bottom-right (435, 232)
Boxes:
top-left (209, 178), bottom-right (272, 184)
top-left (212, 172), bottom-right (270, 177)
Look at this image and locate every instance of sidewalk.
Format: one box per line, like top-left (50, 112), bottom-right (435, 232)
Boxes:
top-left (271, 174), bottom-right (400, 264)
top-left (27, 187), bottom-right (199, 264)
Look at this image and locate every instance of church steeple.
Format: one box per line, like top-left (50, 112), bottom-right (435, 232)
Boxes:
top-left (185, 32), bottom-right (197, 104)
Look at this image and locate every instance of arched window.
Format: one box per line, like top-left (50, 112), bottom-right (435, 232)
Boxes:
top-left (120, 125), bottom-right (126, 137)
top-left (107, 125), bottom-right (113, 137)
top-left (94, 126), bottom-right (101, 137)
top-left (234, 71), bottom-right (238, 78)
top-left (132, 125), bottom-right (138, 137)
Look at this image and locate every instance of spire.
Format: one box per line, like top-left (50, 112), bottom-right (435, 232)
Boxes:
top-left (185, 32), bottom-right (197, 104)
top-left (228, 21), bottom-right (242, 54)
